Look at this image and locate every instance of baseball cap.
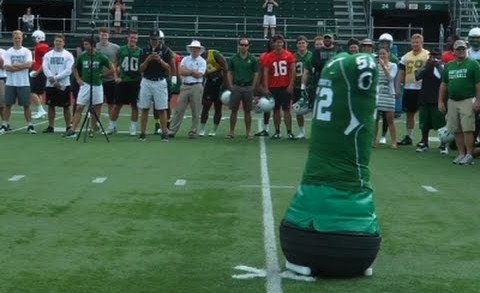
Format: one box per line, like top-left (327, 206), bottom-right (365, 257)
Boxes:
top-left (361, 38), bottom-right (374, 46)
top-left (323, 33), bottom-right (333, 39)
top-left (454, 40), bottom-right (467, 49)
top-left (149, 30), bottom-right (164, 39)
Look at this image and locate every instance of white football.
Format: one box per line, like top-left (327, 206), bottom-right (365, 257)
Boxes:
top-left (29, 71), bottom-right (37, 78)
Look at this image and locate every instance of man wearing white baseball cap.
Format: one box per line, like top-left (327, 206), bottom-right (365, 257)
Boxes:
top-left (168, 40), bottom-right (206, 138)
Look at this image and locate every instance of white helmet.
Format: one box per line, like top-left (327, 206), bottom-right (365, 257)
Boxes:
top-left (220, 90), bottom-right (231, 105)
top-left (293, 98), bottom-right (310, 115)
top-left (469, 27), bottom-right (480, 37)
top-left (158, 30), bottom-right (165, 38)
top-left (252, 100), bottom-right (263, 113)
top-left (258, 95), bottom-right (275, 112)
top-left (32, 30), bottom-right (46, 43)
top-left (378, 33), bottom-right (393, 42)
top-left (437, 127), bottom-right (454, 144)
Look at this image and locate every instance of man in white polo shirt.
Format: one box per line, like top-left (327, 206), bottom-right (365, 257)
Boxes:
top-left (168, 40), bottom-right (206, 138)
top-left (0, 46), bottom-right (6, 135)
top-left (2, 30), bottom-right (35, 134)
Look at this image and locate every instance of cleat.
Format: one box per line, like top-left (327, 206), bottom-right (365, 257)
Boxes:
top-left (27, 125), bottom-right (37, 134)
top-left (452, 154), bottom-right (465, 164)
top-left (208, 131), bottom-right (216, 137)
top-left (188, 130), bottom-right (197, 139)
top-left (415, 142), bottom-right (429, 152)
top-left (139, 133), bottom-right (146, 141)
top-left (271, 132), bottom-right (281, 139)
top-left (198, 129), bottom-right (206, 137)
top-left (439, 144), bottom-right (449, 155)
top-left (285, 261), bottom-right (312, 276)
top-left (42, 126), bottom-right (54, 133)
top-left (255, 130), bottom-right (269, 137)
top-left (379, 137), bottom-right (387, 144)
top-left (397, 135), bottom-right (412, 146)
top-left (105, 126), bottom-right (116, 135)
top-left (287, 132), bottom-right (296, 140)
top-left (32, 110), bottom-right (47, 119)
top-left (458, 154), bottom-right (474, 165)
top-left (160, 133), bottom-right (169, 142)
top-left (295, 133), bottom-right (306, 139)
top-left (65, 129), bottom-right (76, 138)
top-left (0, 128), bottom-right (4, 135)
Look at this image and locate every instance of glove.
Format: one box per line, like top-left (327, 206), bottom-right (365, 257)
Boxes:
top-left (171, 76), bottom-right (177, 87)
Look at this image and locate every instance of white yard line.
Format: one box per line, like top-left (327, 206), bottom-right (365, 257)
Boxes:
top-left (258, 120), bottom-right (283, 293)
top-left (8, 175), bottom-right (25, 182)
top-left (422, 185), bottom-right (439, 193)
top-left (240, 184), bottom-right (295, 189)
top-left (92, 177), bottom-right (108, 184)
top-left (174, 179), bottom-right (187, 186)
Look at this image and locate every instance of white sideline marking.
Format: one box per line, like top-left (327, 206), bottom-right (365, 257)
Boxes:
top-left (422, 185), bottom-right (438, 193)
top-left (240, 184), bottom-right (295, 189)
top-left (174, 179), bottom-right (186, 186)
top-left (92, 177), bottom-right (108, 184)
top-left (8, 175), bottom-right (25, 181)
top-left (258, 120), bottom-right (283, 293)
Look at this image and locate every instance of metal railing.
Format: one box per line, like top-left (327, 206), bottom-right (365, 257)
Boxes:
top-left (91, 0), bottom-right (102, 20)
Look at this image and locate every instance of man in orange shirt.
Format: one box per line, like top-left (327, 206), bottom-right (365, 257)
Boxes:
top-left (263, 34), bottom-right (296, 139)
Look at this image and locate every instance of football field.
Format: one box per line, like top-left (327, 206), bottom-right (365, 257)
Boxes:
top-left (0, 107), bottom-right (479, 293)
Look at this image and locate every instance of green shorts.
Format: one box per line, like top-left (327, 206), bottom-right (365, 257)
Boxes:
top-left (283, 184), bottom-right (380, 235)
top-left (419, 104), bottom-right (446, 131)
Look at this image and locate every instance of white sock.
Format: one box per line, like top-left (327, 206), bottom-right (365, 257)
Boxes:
top-left (407, 129), bottom-right (413, 137)
top-left (200, 123), bottom-right (206, 131)
top-left (37, 105), bottom-right (45, 112)
top-left (299, 126), bottom-right (305, 134)
top-left (212, 124), bottom-right (218, 131)
top-left (130, 121), bottom-right (137, 127)
top-left (263, 124), bottom-right (269, 131)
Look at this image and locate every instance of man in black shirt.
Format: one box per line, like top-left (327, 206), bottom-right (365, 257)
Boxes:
top-left (137, 29), bottom-right (175, 141)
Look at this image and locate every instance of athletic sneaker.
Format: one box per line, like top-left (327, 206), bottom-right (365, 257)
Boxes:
top-left (65, 129), bottom-right (77, 138)
top-left (198, 129), bottom-right (206, 137)
top-left (139, 133), bottom-right (146, 142)
top-left (129, 124), bottom-right (137, 136)
top-left (0, 128), bottom-right (4, 135)
top-left (271, 132), bottom-right (281, 139)
top-left (458, 154), bottom-right (474, 165)
top-left (105, 125), bottom-right (116, 135)
top-left (0, 125), bottom-right (7, 133)
top-left (254, 130), bottom-right (269, 137)
top-left (32, 109), bottom-right (47, 119)
top-left (160, 133), bottom-right (169, 142)
top-left (379, 137), bottom-right (387, 144)
top-left (295, 133), bottom-right (306, 139)
top-left (208, 131), bottom-right (216, 137)
top-left (398, 135), bottom-right (412, 146)
top-left (287, 132), bottom-right (296, 140)
top-left (439, 144), bottom-right (449, 155)
top-left (452, 154), bottom-right (465, 164)
top-left (42, 126), bottom-right (54, 133)
top-left (415, 142), bottom-right (429, 152)
top-left (27, 125), bottom-right (37, 134)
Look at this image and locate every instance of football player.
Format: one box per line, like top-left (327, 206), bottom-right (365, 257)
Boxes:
top-left (30, 30), bottom-right (50, 119)
top-left (293, 35), bottom-right (312, 139)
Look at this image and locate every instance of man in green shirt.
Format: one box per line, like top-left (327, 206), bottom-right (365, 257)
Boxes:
top-left (106, 30), bottom-right (142, 136)
top-left (438, 40), bottom-right (480, 165)
top-left (293, 35), bottom-right (312, 139)
top-left (66, 37), bottom-right (114, 138)
top-left (226, 37), bottom-right (259, 138)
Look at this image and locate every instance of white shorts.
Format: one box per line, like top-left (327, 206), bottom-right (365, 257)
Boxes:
top-left (77, 84), bottom-right (104, 105)
top-left (137, 78), bottom-right (168, 110)
top-left (263, 15), bottom-right (276, 28)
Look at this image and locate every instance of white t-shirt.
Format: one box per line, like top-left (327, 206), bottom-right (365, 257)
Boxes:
top-left (4, 46), bottom-right (32, 86)
top-left (43, 49), bottom-right (75, 88)
top-left (0, 48), bottom-right (6, 78)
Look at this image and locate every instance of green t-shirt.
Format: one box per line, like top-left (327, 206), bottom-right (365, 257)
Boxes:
top-left (442, 57), bottom-right (480, 101)
top-left (294, 50), bottom-right (312, 88)
top-left (75, 51), bottom-right (112, 86)
top-left (117, 45), bottom-right (142, 82)
top-left (303, 52), bottom-right (378, 191)
top-left (228, 53), bottom-right (259, 85)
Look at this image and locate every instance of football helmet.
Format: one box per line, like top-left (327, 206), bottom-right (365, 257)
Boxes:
top-left (293, 98), bottom-right (310, 115)
top-left (258, 95), bottom-right (275, 112)
top-left (437, 127), bottom-right (454, 144)
top-left (378, 33), bottom-right (393, 49)
top-left (32, 30), bottom-right (46, 43)
top-left (468, 28), bottom-right (480, 49)
top-left (220, 90), bottom-right (231, 105)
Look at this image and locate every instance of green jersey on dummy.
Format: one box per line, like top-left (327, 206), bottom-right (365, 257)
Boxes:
top-left (117, 45), bottom-right (142, 82)
top-left (76, 51), bottom-right (111, 86)
top-left (283, 52), bottom-right (380, 235)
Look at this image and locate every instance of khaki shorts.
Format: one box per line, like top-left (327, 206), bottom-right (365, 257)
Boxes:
top-left (447, 98), bottom-right (476, 133)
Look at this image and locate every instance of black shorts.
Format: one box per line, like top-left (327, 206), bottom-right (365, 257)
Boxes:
top-left (402, 89), bottom-right (420, 113)
top-left (45, 86), bottom-right (71, 107)
top-left (269, 87), bottom-right (291, 110)
top-left (202, 77), bottom-right (222, 104)
top-left (30, 72), bottom-right (46, 95)
top-left (103, 80), bottom-right (116, 105)
top-left (293, 88), bottom-right (302, 103)
top-left (116, 81), bottom-right (140, 106)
